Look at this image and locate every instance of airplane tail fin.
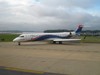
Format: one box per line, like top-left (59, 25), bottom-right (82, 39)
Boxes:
top-left (75, 25), bottom-right (83, 35)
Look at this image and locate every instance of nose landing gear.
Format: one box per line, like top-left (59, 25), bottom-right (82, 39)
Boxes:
top-left (18, 42), bottom-right (21, 45)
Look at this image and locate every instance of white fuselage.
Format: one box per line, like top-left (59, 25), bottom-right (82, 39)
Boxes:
top-left (13, 25), bottom-right (83, 45)
top-left (13, 32), bottom-right (76, 42)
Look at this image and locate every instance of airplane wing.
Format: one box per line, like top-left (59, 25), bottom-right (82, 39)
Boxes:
top-left (53, 39), bottom-right (81, 42)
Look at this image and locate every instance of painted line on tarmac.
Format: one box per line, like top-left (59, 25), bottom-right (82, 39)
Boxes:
top-left (5, 67), bottom-right (44, 74)
top-left (0, 66), bottom-right (66, 75)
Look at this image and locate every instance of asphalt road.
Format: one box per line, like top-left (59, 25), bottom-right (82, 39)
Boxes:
top-left (0, 66), bottom-right (65, 75)
top-left (0, 42), bottom-right (100, 75)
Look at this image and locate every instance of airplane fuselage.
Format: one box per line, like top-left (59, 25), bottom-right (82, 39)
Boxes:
top-left (13, 25), bottom-right (83, 45)
top-left (13, 32), bottom-right (75, 42)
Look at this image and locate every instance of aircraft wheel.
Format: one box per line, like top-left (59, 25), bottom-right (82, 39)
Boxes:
top-left (53, 41), bottom-right (56, 44)
top-left (59, 41), bottom-right (62, 44)
top-left (18, 42), bottom-right (21, 45)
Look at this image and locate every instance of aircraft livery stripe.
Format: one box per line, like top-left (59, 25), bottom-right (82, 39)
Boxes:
top-left (31, 35), bottom-right (72, 41)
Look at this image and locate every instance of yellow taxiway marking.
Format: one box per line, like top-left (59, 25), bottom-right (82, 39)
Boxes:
top-left (5, 67), bottom-right (44, 74)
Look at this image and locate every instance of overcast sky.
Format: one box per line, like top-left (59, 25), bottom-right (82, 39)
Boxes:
top-left (0, 0), bottom-right (100, 31)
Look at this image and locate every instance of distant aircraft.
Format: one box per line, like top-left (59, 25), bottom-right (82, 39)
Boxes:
top-left (13, 25), bottom-right (83, 45)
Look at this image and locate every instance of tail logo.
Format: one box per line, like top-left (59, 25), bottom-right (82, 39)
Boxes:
top-left (75, 25), bottom-right (83, 34)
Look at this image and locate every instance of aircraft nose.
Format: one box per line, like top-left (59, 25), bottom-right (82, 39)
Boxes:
top-left (13, 38), bottom-right (19, 42)
top-left (13, 38), bottom-right (17, 42)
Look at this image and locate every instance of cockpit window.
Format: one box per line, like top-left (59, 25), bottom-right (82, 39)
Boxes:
top-left (20, 36), bottom-right (24, 37)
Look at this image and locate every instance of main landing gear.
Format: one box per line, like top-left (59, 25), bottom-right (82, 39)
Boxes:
top-left (53, 41), bottom-right (56, 44)
top-left (59, 41), bottom-right (62, 44)
top-left (52, 41), bottom-right (62, 44)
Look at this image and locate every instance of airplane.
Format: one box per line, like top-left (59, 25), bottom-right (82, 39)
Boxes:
top-left (13, 25), bottom-right (83, 45)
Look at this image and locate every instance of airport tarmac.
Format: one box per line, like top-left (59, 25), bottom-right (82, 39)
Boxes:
top-left (0, 42), bottom-right (100, 75)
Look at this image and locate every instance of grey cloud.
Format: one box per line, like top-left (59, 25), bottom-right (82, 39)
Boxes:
top-left (0, 0), bottom-right (100, 31)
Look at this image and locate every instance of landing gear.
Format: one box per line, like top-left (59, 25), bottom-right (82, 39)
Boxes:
top-left (18, 42), bottom-right (21, 45)
top-left (52, 41), bottom-right (62, 44)
top-left (59, 41), bottom-right (62, 44)
top-left (53, 41), bottom-right (56, 44)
